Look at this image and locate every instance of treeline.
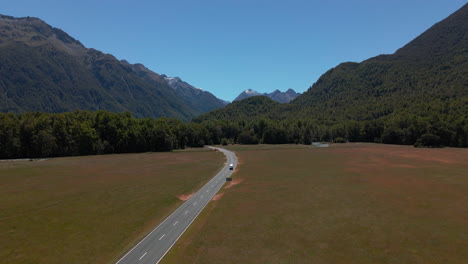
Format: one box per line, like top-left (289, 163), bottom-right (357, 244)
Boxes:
top-left (1, 109), bottom-right (466, 159)
top-left (194, 96), bottom-right (467, 148)
top-left (0, 111), bottom-right (211, 159)
top-left (199, 111), bottom-right (467, 147)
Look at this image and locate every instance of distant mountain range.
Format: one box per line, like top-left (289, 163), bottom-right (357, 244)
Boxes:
top-left (194, 4), bottom-right (467, 147)
top-left (0, 14), bottom-right (226, 121)
top-left (234, 88), bottom-right (300, 103)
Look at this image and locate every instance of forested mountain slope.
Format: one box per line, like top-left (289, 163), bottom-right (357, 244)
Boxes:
top-left (293, 2), bottom-right (467, 121)
top-left (195, 4), bottom-right (468, 147)
top-left (0, 15), bottom-right (225, 121)
top-left (194, 96), bottom-right (284, 122)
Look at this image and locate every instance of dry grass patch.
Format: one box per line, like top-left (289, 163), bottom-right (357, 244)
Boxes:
top-left (163, 143), bottom-right (468, 264)
top-left (0, 149), bottom-right (224, 264)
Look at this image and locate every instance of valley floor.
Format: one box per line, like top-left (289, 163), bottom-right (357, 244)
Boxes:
top-left (162, 143), bottom-right (468, 264)
top-left (0, 149), bottom-right (224, 264)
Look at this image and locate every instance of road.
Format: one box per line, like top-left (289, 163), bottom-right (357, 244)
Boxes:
top-left (116, 146), bottom-right (237, 264)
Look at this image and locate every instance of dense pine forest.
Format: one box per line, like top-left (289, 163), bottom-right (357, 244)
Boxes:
top-left (0, 107), bottom-right (466, 159)
top-left (0, 111), bottom-right (200, 159)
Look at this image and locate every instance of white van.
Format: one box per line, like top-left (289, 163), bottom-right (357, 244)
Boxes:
top-left (229, 164), bottom-right (234, 170)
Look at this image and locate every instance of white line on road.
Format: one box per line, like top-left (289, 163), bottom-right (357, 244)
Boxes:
top-left (206, 190), bottom-right (209, 193)
top-left (116, 147), bottom-right (237, 264)
top-left (155, 148), bottom-right (235, 264)
top-left (173, 221), bottom-right (178, 226)
top-left (139, 252), bottom-right (147, 260)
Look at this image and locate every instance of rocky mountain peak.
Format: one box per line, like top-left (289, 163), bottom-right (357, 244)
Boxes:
top-left (234, 88), bottom-right (300, 103)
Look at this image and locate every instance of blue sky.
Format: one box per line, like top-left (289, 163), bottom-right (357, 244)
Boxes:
top-left (2, 0), bottom-right (466, 101)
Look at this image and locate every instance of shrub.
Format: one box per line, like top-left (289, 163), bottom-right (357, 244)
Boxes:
top-left (334, 137), bottom-right (346, 143)
top-left (414, 133), bottom-right (442, 147)
top-left (221, 138), bottom-right (228, 146)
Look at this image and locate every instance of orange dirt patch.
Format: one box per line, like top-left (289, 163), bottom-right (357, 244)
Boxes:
top-left (224, 178), bottom-right (243, 189)
top-left (212, 193), bottom-right (224, 200)
top-left (177, 193), bottom-right (194, 201)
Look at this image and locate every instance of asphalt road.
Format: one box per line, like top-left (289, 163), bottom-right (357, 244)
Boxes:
top-left (115, 146), bottom-right (237, 264)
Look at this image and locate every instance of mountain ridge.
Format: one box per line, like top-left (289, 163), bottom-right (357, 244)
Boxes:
top-left (161, 74), bottom-right (228, 113)
top-left (195, 4), bottom-right (467, 147)
top-left (292, 3), bottom-right (467, 115)
top-left (0, 14), bottom-right (226, 121)
top-left (233, 88), bottom-right (300, 103)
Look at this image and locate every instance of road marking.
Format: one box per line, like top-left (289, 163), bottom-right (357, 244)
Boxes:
top-left (173, 221), bottom-right (178, 226)
top-left (139, 252), bottom-right (147, 260)
top-left (206, 190), bottom-right (209, 193)
top-left (154, 147), bottom-right (236, 264)
top-left (116, 147), bottom-right (237, 264)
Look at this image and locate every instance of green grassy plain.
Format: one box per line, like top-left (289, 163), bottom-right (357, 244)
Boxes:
top-left (163, 143), bottom-right (468, 264)
top-left (0, 149), bottom-right (224, 264)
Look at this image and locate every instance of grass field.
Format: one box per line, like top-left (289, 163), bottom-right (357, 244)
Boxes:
top-left (162, 143), bottom-right (468, 264)
top-left (0, 149), bottom-right (224, 264)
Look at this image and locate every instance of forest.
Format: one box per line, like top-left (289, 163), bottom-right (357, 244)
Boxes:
top-left (1, 4), bottom-right (466, 159)
top-left (0, 107), bottom-right (466, 159)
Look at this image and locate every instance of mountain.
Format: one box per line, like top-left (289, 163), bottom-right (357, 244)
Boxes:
top-left (233, 88), bottom-right (300, 103)
top-left (161, 75), bottom-right (228, 113)
top-left (195, 4), bottom-right (467, 146)
top-left (292, 3), bottom-right (468, 121)
top-left (195, 96), bottom-right (283, 122)
top-left (233, 89), bottom-right (264, 101)
top-left (0, 14), bottom-right (225, 121)
top-left (120, 59), bottom-right (227, 115)
top-left (269, 89), bottom-right (301, 103)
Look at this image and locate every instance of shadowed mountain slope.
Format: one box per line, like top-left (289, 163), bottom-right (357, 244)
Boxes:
top-left (199, 4), bottom-right (467, 123)
top-left (0, 15), bottom-right (225, 121)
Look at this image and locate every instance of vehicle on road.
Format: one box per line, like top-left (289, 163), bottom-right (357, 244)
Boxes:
top-left (229, 163), bottom-right (234, 170)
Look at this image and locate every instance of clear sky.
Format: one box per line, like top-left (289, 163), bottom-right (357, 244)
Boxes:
top-left (2, 0), bottom-right (466, 101)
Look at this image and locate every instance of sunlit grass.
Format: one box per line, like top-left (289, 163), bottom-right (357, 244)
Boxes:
top-left (0, 150), bottom-right (224, 264)
top-left (163, 143), bottom-right (468, 264)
